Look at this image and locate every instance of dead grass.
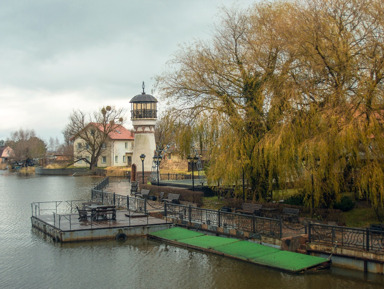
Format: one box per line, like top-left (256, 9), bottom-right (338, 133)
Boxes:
top-left (18, 167), bottom-right (35, 174)
top-left (45, 163), bottom-right (67, 169)
top-left (105, 166), bottom-right (131, 177)
top-left (344, 208), bottom-right (380, 227)
top-left (201, 196), bottom-right (225, 210)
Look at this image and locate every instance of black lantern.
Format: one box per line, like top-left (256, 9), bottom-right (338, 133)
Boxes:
top-left (130, 82), bottom-right (158, 120)
top-left (187, 155), bottom-right (199, 191)
top-left (153, 153), bottom-right (162, 186)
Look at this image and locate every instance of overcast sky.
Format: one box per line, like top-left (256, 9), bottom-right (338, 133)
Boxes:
top-left (0, 0), bottom-right (256, 143)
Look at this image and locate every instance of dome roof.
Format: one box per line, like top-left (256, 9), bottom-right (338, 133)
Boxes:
top-left (130, 92), bottom-right (158, 103)
top-left (130, 82), bottom-right (158, 103)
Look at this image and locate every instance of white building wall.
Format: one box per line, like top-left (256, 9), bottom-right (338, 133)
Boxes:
top-left (73, 138), bottom-right (134, 168)
top-left (111, 140), bottom-right (134, 167)
top-left (132, 133), bottom-right (156, 172)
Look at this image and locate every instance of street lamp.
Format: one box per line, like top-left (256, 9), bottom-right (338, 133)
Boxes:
top-left (140, 154), bottom-right (146, 184)
top-left (187, 155), bottom-right (199, 191)
top-left (153, 154), bottom-right (162, 186)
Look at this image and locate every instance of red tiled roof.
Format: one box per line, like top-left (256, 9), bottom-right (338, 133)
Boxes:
top-left (90, 123), bottom-right (134, 140)
top-left (108, 125), bottom-right (134, 140)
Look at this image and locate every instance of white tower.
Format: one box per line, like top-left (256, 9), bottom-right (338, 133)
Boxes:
top-left (131, 83), bottom-right (157, 174)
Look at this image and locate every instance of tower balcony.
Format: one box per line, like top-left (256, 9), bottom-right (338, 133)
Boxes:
top-left (131, 109), bottom-right (157, 120)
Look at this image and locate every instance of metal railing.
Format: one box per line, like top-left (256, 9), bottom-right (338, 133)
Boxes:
top-left (31, 200), bottom-right (88, 230)
top-left (159, 173), bottom-right (205, 181)
top-left (164, 203), bottom-right (282, 239)
top-left (31, 199), bottom-right (87, 216)
top-left (308, 223), bottom-right (384, 252)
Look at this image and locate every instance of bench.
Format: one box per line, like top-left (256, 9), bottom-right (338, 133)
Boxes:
top-left (282, 207), bottom-right (300, 222)
top-left (236, 203), bottom-right (262, 215)
top-left (77, 206), bottom-right (88, 221)
top-left (135, 189), bottom-right (151, 199)
top-left (162, 193), bottom-right (180, 204)
top-left (92, 206), bottom-right (116, 221)
top-left (370, 224), bottom-right (384, 235)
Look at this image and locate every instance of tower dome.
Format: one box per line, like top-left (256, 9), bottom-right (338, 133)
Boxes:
top-left (130, 82), bottom-right (158, 120)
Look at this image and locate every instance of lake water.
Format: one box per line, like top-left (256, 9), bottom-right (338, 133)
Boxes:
top-left (1, 170), bottom-right (384, 289)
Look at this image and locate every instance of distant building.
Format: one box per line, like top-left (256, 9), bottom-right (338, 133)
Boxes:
top-left (73, 124), bottom-right (134, 167)
top-left (0, 146), bottom-right (14, 163)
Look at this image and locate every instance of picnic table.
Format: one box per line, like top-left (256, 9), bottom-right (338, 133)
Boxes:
top-left (84, 204), bottom-right (116, 221)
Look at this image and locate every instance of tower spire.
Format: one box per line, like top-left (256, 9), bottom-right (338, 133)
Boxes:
top-left (142, 81), bottom-right (145, 94)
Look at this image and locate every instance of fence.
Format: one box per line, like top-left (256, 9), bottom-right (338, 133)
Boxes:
top-left (31, 199), bottom-right (89, 230)
top-left (159, 173), bottom-right (205, 181)
top-left (31, 177), bottom-right (148, 230)
top-left (31, 199), bottom-right (86, 216)
top-left (308, 223), bottom-right (384, 252)
top-left (164, 203), bottom-right (282, 239)
top-left (93, 176), bottom-right (110, 191)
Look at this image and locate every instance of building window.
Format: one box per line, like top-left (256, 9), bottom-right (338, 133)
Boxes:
top-left (125, 142), bottom-right (128, 149)
top-left (102, 156), bottom-right (106, 163)
top-left (102, 143), bottom-right (106, 149)
top-left (77, 143), bottom-right (82, 149)
top-left (115, 156), bottom-right (118, 163)
top-left (123, 155), bottom-right (126, 163)
top-left (86, 143), bottom-right (89, 149)
top-left (128, 156), bottom-right (132, 166)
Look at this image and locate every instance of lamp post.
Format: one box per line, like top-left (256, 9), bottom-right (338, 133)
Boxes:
top-left (140, 154), bottom-right (146, 184)
top-left (188, 155), bottom-right (199, 191)
top-left (153, 153), bottom-right (162, 186)
top-left (242, 167), bottom-right (245, 201)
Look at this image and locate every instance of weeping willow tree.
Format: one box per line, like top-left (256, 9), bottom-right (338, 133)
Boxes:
top-left (157, 0), bottom-right (384, 216)
top-left (158, 2), bottom-right (295, 200)
top-left (281, 0), bottom-right (384, 215)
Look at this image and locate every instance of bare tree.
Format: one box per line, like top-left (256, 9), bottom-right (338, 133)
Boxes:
top-left (6, 129), bottom-right (46, 164)
top-left (65, 106), bottom-right (125, 170)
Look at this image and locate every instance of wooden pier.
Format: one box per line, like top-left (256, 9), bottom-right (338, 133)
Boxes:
top-left (31, 210), bottom-right (172, 243)
top-left (149, 227), bottom-right (331, 273)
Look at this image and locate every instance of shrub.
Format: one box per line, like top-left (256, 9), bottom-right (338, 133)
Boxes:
top-left (333, 196), bottom-right (355, 212)
top-left (142, 184), bottom-right (204, 206)
top-left (223, 198), bottom-right (243, 210)
top-left (283, 194), bottom-right (304, 206)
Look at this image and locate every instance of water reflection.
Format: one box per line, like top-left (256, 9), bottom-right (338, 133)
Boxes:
top-left (0, 171), bottom-right (383, 289)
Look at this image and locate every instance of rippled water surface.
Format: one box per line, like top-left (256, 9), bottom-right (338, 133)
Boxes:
top-left (1, 171), bottom-right (384, 289)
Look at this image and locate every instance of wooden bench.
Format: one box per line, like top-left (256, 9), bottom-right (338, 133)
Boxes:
top-left (236, 203), bottom-right (263, 215)
top-left (77, 206), bottom-right (88, 221)
top-left (135, 189), bottom-right (151, 199)
top-left (282, 207), bottom-right (300, 222)
top-left (162, 193), bottom-right (180, 204)
top-left (92, 206), bottom-right (116, 221)
top-left (370, 224), bottom-right (384, 235)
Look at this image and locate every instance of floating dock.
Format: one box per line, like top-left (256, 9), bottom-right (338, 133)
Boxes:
top-left (149, 227), bottom-right (331, 273)
top-left (31, 210), bottom-right (172, 243)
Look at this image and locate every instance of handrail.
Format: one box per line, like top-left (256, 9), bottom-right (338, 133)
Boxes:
top-left (308, 223), bottom-right (384, 252)
top-left (164, 202), bottom-right (283, 239)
